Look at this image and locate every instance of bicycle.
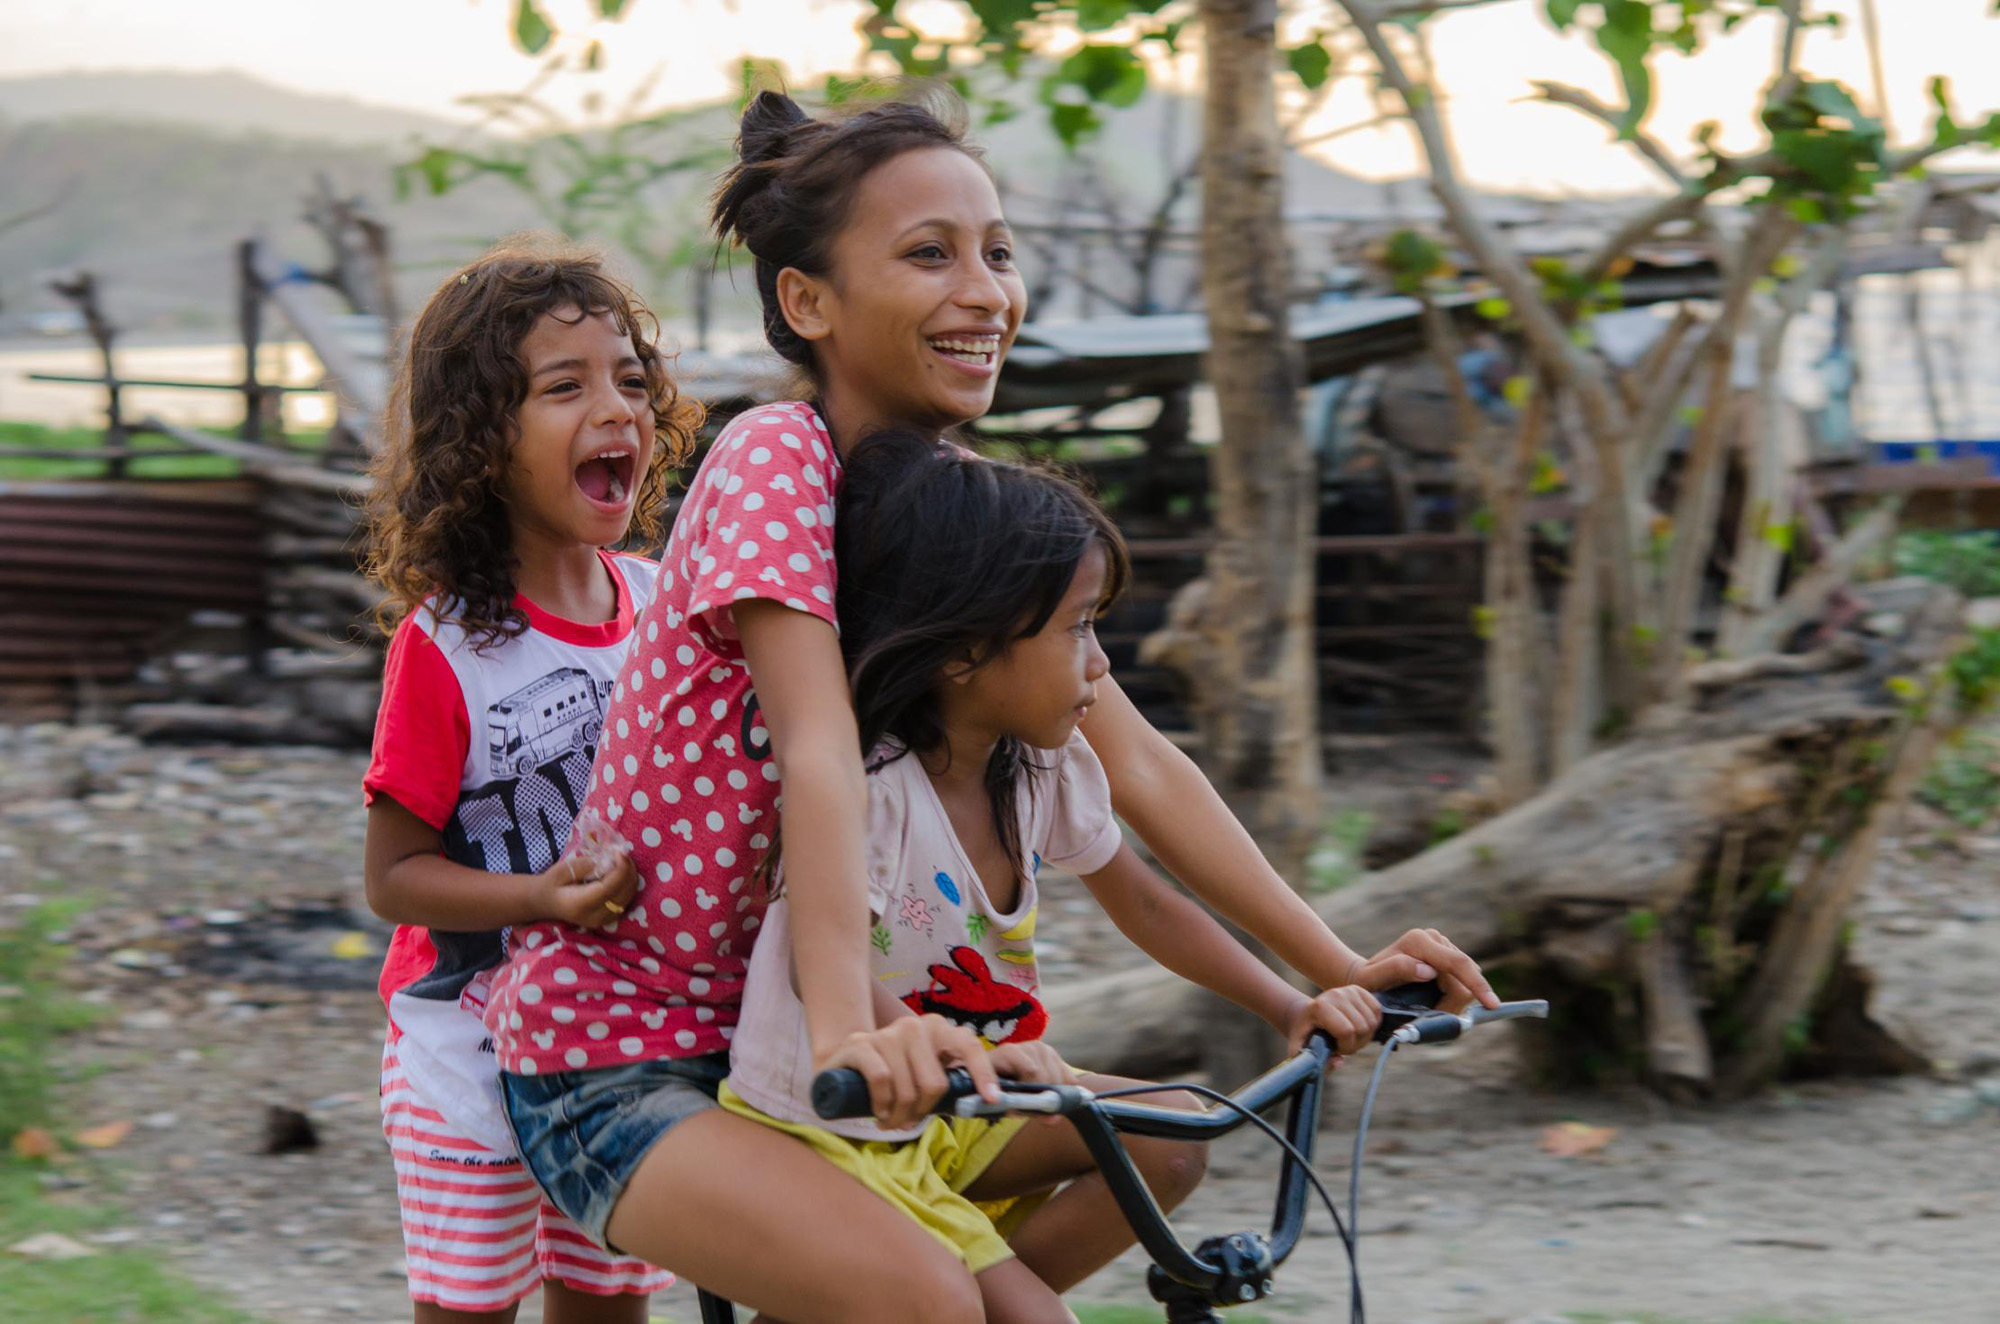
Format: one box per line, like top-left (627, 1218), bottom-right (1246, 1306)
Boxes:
top-left (691, 982), bottom-right (1548, 1324)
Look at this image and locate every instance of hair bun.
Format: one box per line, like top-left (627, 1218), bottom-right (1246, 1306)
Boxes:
top-left (737, 90), bottom-right (811, 165)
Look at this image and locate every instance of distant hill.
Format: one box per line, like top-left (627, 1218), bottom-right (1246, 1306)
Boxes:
top-left (0, 116), bottom-right (559, 331)
top-left (0, 69), bottom-right (469, 146)
top-left (0, 68), bottom-right (1495, 336)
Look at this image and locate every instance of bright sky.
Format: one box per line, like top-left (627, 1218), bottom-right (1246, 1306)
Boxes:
top-left (4, 0), bottom-right (1997, 193)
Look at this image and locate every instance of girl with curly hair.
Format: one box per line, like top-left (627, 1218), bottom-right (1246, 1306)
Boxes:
top-left (359, 237), bottom-right (700, 1324)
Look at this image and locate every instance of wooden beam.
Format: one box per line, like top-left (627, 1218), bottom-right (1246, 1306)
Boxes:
top-left (245, 240), bottom-right (388, 447)
top-left (139, 416), bottom-right (371, 495)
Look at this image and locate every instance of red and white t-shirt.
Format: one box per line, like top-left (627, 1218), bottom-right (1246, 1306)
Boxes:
top-left (485, 402), bottom-right (842, 1076)
top-left (364, 549), bottom-right (661, 1151)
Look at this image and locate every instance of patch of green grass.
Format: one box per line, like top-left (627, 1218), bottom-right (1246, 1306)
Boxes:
top-left (1894, 529), bottom-right (2000, 598)
top-left (1307, 808), bottom-right (1374, 893)
top-left (1566, 1313), bottom-right (1854, 1324)
top-left (0, 902), bottom-right (253, 1323)
top-left (1075, 1308), bottom-right (1273, 1324)
top-left (1921, 728), bottom-right (2000, 827)
top-left (0, 420), bottom-right (330, 480)
top-left (0, 900), bottom-right (100, 1142)
top-left (0, 1161), bottom-right (260, 1323)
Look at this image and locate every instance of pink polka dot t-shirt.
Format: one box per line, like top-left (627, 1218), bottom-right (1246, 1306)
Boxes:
top-left (484, 402), bottom-right (840, 1076)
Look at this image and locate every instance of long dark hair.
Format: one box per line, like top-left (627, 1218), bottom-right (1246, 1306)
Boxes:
top-left (710, 88), bottom-right (983, 385)
top-left (835, 432), bottom-right (1129, 883)
top-left (366, 235), bottom-right (702, 648)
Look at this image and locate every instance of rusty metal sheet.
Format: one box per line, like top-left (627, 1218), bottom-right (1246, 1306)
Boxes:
top-left (0, 478), bottom-right (265, 715)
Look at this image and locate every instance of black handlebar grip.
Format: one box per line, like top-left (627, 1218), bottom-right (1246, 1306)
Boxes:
top-left (811, 1068), bottom-right (874, 1120)
top-left (811, 1066), bottom-right (983, 1120)
top-left (1372, 979), bottom-right (1443, 1042)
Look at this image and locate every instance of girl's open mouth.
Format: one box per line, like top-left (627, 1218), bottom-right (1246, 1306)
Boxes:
top-left (574, 448), bottom-right (637, 509)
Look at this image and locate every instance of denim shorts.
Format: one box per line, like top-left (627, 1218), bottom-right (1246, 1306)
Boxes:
top-left (500, 1052), bottom-right (728, 1250)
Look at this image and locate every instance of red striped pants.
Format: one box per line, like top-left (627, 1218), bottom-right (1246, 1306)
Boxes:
top-left (380, 1037), bottom-right (672, 1311)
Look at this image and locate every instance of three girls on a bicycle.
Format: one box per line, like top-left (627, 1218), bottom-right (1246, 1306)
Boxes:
top-left (370, 84), bottom-right (1494, 1324)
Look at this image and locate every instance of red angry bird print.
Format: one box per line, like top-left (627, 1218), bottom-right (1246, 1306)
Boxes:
top-left (901, 947), bottom-right (1047, 1045)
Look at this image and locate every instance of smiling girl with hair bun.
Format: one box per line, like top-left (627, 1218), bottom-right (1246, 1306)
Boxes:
top-left (481, 91), bottom-right (1498, 1324)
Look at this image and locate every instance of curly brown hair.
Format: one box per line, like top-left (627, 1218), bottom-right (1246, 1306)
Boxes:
top-left (365, 236), bottom-right (703, 649)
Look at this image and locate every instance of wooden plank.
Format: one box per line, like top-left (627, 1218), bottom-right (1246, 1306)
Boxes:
top-left (26, 372), bottom-right (317, 392)
top-left (246, 241), bottom-right (388, 446)
top-left (141, 416), bottom-right (372, 495)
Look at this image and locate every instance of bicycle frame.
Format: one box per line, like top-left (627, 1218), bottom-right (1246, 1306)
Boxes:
top-left (695, 987), bottom-right (1548, 1323)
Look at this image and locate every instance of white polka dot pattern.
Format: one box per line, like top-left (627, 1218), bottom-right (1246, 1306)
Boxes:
top-left (484, 403), bottom-right (842, 1075)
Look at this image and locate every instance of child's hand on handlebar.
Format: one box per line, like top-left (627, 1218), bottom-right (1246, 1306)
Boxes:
top-left (1345, 928), bottom-right (1499, 1014)
top-left (815, 1014), bottom-right (1001, 1131)
top-left (985, 1040), bottom-right (1075, 1124)
top-left (1284, 985), bottom-right (1382, 1059)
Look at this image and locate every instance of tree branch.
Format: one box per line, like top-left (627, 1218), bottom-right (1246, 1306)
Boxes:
top-left (1578, 188), bottom-right (1709, 286)
top-left (1339, 0), bottom-right (1640, 651)
top-left (1530, 80), bottom-right (1689, 189)
top-left (1375, 0), bottom-right (1512, 15)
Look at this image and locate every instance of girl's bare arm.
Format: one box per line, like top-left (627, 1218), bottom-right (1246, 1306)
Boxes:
top-left (735, 600), bottom-right (998, 1125)
top-left (1084, 675), bottom-right (1496, 1009)
top-left (1078, 842), bottom-right (1304, 1032)
top-left (363, 796), bottom-right (636, 930)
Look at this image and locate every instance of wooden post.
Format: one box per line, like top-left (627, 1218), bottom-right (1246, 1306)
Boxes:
top-left (237, 240), bottom-right (270, 444)
top-left (48, 272), bottom-right (127, 478)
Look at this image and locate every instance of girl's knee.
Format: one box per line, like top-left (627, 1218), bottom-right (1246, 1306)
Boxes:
top-left (1146, 1136), bottom-right (1208, 1204)
top-left (875, 1263), bottom-right (985, 1324)
top-left (1129, 1091), bottom-right (1208, 1206)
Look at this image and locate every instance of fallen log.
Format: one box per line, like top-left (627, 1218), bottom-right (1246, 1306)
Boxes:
top-left (1047, 579), bottom-right (1978, 1098)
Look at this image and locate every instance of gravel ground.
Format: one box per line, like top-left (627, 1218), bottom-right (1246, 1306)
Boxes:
top-left (3, 722), bottom-right (1996, 1324)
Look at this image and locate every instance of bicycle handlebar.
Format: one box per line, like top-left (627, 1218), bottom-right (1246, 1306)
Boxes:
top-left (799, 982), bottom-right (1545, 1322)
top-left (810, 982), bottom-right (1549, 1124)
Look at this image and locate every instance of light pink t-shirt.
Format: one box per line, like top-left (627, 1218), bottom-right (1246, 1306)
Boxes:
top-left (485, 402), bottom-right (841, 1076)
top-left (727, 731), bottom-right (1123, 1141)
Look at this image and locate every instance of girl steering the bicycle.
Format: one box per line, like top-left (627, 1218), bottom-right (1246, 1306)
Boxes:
top-left (721, 430), bottom-right (1388, 1324)
top-left (481, 88), bottom-right (1495, 1324)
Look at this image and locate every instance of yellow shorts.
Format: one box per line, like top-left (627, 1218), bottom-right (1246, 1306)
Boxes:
top-left (719, 1082), bottom-right (1048, 1274)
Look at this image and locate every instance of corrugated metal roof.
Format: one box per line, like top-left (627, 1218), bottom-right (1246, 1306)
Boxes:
top-left (0, 479), bottom-right (265, 717)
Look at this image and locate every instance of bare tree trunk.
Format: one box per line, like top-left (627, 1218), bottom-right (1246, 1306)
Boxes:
top-left (1053, 582), bottom-right (1966, 1093)
top-left (1718, 232), bottom-right (1847, 655)
top-left (1485, 379), bottom-right (1548, 804)
top-left (1180, 0), bottom-right (1321, 1084)
top-left (1655, 214), bottom-right (1798, 689)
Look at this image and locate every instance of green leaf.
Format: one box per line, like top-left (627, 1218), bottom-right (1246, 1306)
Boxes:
top-left (412, 146), bottom-right (457, 195)
top-left (512, 0), bottom-right (554, 55)
top-left (595, 0), bottom-right (628, 17)
top-left (1475, 296), bottom-right (1512, 320)
top-left (1286, 38), bottom-right (1334, 91)
top-left (823, 73), bottom-right (869, 105)
top-left (1802, 79), bottom-right (1867, 127)
top-left (1075, 0), bottom-right (1136, 31)
top-left (1546, 0), bottom-right (1583, 29)
top-left (1596, 0), bottom-right (1655, 136)
top-left (1502, 375), bottom-right (1532, 408)
top-left (1049, 101), bottom-right (1100, 149)
top-left (1058, 44), bottom-right (1148, 108)
top-left (1761, 520), bottom-right (1796, 553)
top-left (1383, 227), bottom-right (1446, 292)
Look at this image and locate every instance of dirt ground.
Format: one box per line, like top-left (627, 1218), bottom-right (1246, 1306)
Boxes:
top-left (3, 721), bottom-right (1997, 1324)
